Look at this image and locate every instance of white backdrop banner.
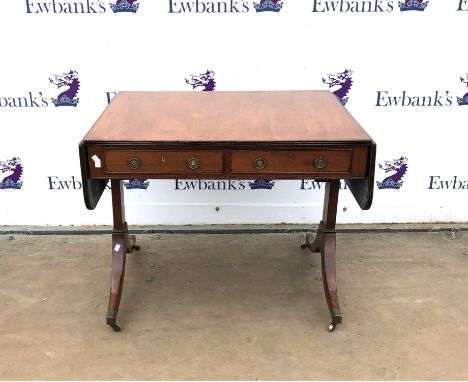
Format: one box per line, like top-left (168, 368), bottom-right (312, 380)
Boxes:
top-left (0, 0), bottom-right (467, 225)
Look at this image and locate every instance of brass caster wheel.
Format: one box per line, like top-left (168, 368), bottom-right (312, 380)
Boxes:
top-left (109, 323), bottom-right (121, 332)
top-left (328, 323), bottom-right (337, 332)
top-left (106, 309), bottom-right (121, 332)
top-left (133, 245), bottom-right (141, 251)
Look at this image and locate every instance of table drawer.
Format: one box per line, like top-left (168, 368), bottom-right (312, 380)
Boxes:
top-left (103, 150), bottom-right (223, 174)
top-left (229, 149), bottom-right (366, 176)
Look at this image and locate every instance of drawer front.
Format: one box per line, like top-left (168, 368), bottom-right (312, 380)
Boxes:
top-left (103, 150), bottom-right (223, 174)
top-left (230, 149), bottom-right (363, 175)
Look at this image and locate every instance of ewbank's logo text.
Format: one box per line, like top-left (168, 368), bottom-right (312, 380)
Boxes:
top-left (47, 176), bottom-right (146, 190)
top-left (376, 74), bottom-right (467, 107)
top-left (376, 91), bottom-right (453, 107)
top-left (0, 92), bottom-right (48, 108)
top-left (105, 92), bottom-right (118, 104)
top-left (312, 0), bottom-right (431, 12)
top-left (169, 1), bottom-right (249, 12)
top-left (1, 70), bottom-right (80, 108)
top-left (26, 0), bottom-right (106, 13)
top-left (25, 0), bottom-right (140, 13)
top-left (168, 0), bottom-right (285, 13)
top-left (429, 176), bottom-right (468, 190)
top-left (300, 180), bottom-right (348, 190)
top-left (175, 180), bottom-right (246, 190)
top-left (174, 179), bottom-right (276, 190)
top-left (313, 0), bottom-right (394, 12)
top-left (48, 176), bottom-right (83, 190)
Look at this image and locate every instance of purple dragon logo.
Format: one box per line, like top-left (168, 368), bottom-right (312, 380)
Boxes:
top-left (322, 69), bottom-right (353, 106)
top-left (0, 157), bottom-right (23, 190)
top-left (109, 0), bottom-right (139, 13)
top-left (254, 0), bottom-right (283, 12)
top-left (399, 0), bottom-right (428, 11)
top-left (249, 179), bottom-right (275, 190)
top-left (377, 156), bottom-right (408, 190)
top-left (124, 179), bottom-right (149, 190)
top-left (185, 70), bottom-right (216, 91)
top-left (457, 74), bottom-right (468, 106)
top-left (49, 70), bottom-right (80, 107)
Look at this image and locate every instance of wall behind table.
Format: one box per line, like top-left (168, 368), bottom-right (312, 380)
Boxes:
top-left (1, 0), bottom-right (467, 225)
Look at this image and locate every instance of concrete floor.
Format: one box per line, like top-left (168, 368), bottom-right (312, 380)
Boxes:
top-left (0, 230), bottom-right (467, 380)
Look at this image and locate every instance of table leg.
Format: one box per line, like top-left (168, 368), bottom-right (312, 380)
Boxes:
top-left (106, 180), bottom-right (140, 332)
top-left (301, 180), bottom-right (342, 332)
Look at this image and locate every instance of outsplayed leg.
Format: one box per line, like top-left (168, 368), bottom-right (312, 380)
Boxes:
top-left (301, 180), bottom-right (342, 331)
top-left (107, 230), bottom-right (126, 332)
top-left (106, 180), bottom-right (139, 332)
top-left (322, 232), bottom-right (341, 332)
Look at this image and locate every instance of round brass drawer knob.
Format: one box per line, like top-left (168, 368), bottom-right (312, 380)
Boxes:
top-left (128, 157), bottom-right (141, 170)
top-left (187, 157), bottom-right (200, 170)
top-left (253, 157), bottom-right (266, 170)
top-left (314, 156), bottom-right (327, 169)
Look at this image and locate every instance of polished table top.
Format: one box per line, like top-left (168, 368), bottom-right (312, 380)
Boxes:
top-left (82, 91), bottom-right (372, 144)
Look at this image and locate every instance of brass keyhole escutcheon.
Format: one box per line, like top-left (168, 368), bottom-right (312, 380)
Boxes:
top-left (314, 156), bottom-right (327, 169)
top-left (254, 157), bottom-right (266, 170)
top-left (128, 157), bottom-right (141, 170)
top-left (187, 157), bottom-right (200, 170)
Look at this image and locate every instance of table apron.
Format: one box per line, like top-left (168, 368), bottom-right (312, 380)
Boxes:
top-left (84, 145), bottom-right (370, 179)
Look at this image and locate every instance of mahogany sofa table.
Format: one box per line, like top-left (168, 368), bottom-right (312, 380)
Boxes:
top-left (79, 90), bottom-right (376, 332)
